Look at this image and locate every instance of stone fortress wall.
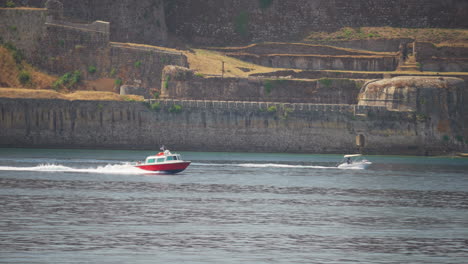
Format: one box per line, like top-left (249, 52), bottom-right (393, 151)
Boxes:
top-left (2, 0), bottom-right (467, 46)
top-left (0, 1), bottom-right (467, 154)
top-left (0, 94), bottom-right (465, 155)
top-left (0, 4), bottom-right (187, 90)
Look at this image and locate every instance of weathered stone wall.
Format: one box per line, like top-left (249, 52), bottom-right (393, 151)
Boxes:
top-left (250, 70), bottom-right (468, 83)
top-left (110, 43), bottom-right (188, 91)
top-left (231, 54), bottom-right (399, 71)
top-left (4, 1), bottom-right (467, 46)
top-left (210, 43), bottom-right (391, 56)
top-left (0, 8), bottom-right (187, 90)
top-left (1, 0), bottom-right (168, 46)
top-left (36, 18), bottom-right (111, 77)
top-left (160, 66), bottom-right (363, 104)
top-left (415, 42), bottom-right (468, 72)
top-left (165, 0), bottom-right (468, 45)
top-left (0, 8), bottom-right (47, 59)
top-left (0, 98), bottom-right (466, 155)
top-left (305, 39), bottom-right (414, 53)
top-left (358, 77), bottom-right (468, 146)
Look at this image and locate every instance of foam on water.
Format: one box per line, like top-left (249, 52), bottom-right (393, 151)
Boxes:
top-left (0, 163), bottom-right (145, 174)
top-left (0, 161), bottom-right (365, 175)
top-left (192, 162), bottom-right (359, 170)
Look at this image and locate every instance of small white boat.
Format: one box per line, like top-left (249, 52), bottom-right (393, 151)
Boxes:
top-left (337, 154), bottom-right (372, 169)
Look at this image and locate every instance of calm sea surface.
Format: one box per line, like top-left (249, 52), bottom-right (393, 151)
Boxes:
top-left (0, 148), bottom-right (467, 264)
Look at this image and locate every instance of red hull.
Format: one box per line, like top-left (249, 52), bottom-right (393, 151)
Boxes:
top-left (135, 161), bottom-right (191, 174)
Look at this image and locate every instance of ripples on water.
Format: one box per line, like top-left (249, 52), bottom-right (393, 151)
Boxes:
top-left (0, 149), bottom-right (468, 263)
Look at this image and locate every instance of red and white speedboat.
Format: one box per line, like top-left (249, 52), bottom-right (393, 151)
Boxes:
top-left (134, 149), bottom-right (190, 174)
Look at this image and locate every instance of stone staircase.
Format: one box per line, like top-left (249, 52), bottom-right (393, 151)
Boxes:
top-left (397, 55), bottom-right (421, 72)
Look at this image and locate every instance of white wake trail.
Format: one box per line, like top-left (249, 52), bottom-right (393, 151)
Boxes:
top-left (0, 163), bottom-right (145, 174)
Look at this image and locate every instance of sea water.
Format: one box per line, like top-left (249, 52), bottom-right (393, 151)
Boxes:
top-left (0, 148), bottom-right (467, 264)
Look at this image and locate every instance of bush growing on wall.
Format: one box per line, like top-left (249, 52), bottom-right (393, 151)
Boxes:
top-left (169, 104), bottom-right (182, 113)
top-left (88, 66), bottom-right (97, 74)
top-left (318, 78), bottom-right (333, 87)
top-left (259, 0), bottom-right (273, 9)
top-left (234, 11), bottom-right (249, 37)
top-left (5, 1), bottom-right (15, 7)
top-left (52, 70), bottom-right (82, 90)
top-left (18, 71), bottom-right (31, 85)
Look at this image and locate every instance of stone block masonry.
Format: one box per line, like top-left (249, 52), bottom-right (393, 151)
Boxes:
top-left (161, 66), bottom-right (364, 104)
top-left (0, 7), bottom-right (187, 91)
top-left (0, 98), bottom-right (465, 155)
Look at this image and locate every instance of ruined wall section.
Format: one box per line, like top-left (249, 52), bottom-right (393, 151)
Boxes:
top-left (0, 98), bottom-right (466, 155)
top-left (415, 42), bottom-right (468, 72)
top-left (358, 76), bottom-right (468, 145)
top-left (110, 43), bottom-right (188, 91)
top-left (0, 7), bottom-right (187, 90)
top-left (1, 0), bottom-right (168, 46)
top-left (231, 54), bottom-right (398, 71)
top-left (160, 66), bottom-right (363, 104)
top-left (37, 18), bottom-right (111, 78)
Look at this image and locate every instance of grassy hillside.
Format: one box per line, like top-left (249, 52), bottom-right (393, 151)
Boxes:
top-left (0, 44), bottom-right (142, 101)
top-left (185, 49), bottom-right (290, 77)
top-left (0, 45), bottom-right (56, 89)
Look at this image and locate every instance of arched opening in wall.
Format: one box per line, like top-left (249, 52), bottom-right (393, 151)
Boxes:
top-left (356, 134), bottom-right (365, 148)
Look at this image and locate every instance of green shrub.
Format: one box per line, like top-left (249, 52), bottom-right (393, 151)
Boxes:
top-left (12, 49), bottom-right (24, 64)
top-left (134, 60), bottom-right (142, 68)
top-left (8, 25), bottom-right (17, 32)
top-left (234, 11), bottom-right (249, 36)
top-left (318, 78), bottom-right (333, 87)
top-left (169, 104), bottom-right (182, 113)
top-left (151, 102), bottom-right (161, 111)
top-left (74, 45), bottom-right (85, 50)
top-left (109, 68), bottom-right (117, 77)
top-left (259, 0), bottom-right (273, 9)
top-left (115, 78), bottom-right (122, 86)
top-left (164, 75), bottom-right (170, 89)
top-left (267, 105), bottom-right (277, 112)
top-left (58, 39), bottom-right (65, 47)
top-left (152, 91), bottom-right (160, 99)
top-left (52, 70), bottom-right (82, 90)
top-left (18, 70), bottom-right (31, 85)
top-left (442, 135), bottom-right (450, 142)
top-left (88, 65), bottom-right (97, 74)
top-left (6, 1), bottom-right (15, 8)
top-left (122, 96), bottom-right (136, 102)
top-left (415, 113), bottom-right (427, 122)
top-left (264, 80), bottom-right (273, 94)
top-left (195, 72), bottom-right (205, 78)
top-left (3, 43), bottom-right (23, 64)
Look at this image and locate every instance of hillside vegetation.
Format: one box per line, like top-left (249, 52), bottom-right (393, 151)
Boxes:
top-left (0, 44), bottom-right (142, 101)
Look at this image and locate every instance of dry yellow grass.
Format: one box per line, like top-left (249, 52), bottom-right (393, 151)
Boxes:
top-left (0, 46), bottom-right (56, 89)
top-left (0, 88), bottom-right (144, 101)
top-left (184, 49), bottom-right (291, 77)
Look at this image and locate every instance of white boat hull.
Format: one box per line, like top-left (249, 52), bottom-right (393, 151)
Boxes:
top-left (337, 161), bottom-right (372, 169)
